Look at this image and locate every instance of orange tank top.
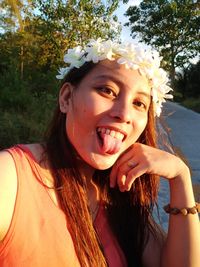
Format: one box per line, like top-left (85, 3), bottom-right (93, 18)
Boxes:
top-left (0, 145), bottom-right (127, 267)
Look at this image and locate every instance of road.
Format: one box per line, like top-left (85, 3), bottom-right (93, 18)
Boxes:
top-left (156, 101), bottom-right (200, 230)
top-left (163, 101), bottom-right (200, 184)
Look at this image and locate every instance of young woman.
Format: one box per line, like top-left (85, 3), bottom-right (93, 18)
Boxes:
top-left (0, 39), bottom-right (199, 267)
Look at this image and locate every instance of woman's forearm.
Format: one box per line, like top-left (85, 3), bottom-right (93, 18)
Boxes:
top-left (161, 168), bottom-right (200, 267)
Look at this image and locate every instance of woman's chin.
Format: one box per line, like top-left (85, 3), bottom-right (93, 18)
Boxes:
top-left (93, 163), bottom-right (113, 170)
top-left (88, 154), bottom-right (117, 170)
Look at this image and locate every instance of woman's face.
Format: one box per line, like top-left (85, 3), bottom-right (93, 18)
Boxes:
top-left (60, 60), bottom-right (151, 170)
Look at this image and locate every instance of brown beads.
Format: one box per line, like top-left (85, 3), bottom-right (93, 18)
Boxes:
top-left (163, 203), bottom-right (200, 216)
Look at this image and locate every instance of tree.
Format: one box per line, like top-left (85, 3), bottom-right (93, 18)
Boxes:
top-left (31, 0), bottom-right (121, 67)
top-left (175, 60), bottom-right (200, 98)
top-left (0, 0), bottom-right (122, 79)
top-left (0, 0), bottom-right (34, 79)
top-left (125, 0), bottom-right (200, 86)
top-left (0, 0), bottom-right (24, 32)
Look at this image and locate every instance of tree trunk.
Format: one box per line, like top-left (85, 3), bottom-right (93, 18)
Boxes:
top-left (170, 41), bottom-right (176, 88)
top-left (20, 45), bottom-right (24, 80)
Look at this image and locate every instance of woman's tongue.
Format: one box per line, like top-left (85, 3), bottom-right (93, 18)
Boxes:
top-left (99, 132), bottom-right (122, 155)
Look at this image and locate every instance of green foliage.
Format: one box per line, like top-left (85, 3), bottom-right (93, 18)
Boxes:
top-left (0, 65), bottom-right (57, 149)
top-left (174, 60), bottom-right (200, 99)
top-left (173, 60), bottom-right (200, 114)
top-left (32, 0), bottom-right (122, 65)
top-left (125, 0), bottom-right (200, 85)
top-left (181, 97), bottom-right (200, 113)
top-left (0, 0), bottom-right (122, 74)
top-left (0, 0), bottom-right (33, 32)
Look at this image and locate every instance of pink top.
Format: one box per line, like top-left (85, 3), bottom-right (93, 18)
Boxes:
top-left (0, 145), bottom-right (127, 267)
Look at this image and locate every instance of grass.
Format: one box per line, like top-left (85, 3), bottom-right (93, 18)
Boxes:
top-left (180, 97), bottom-right (200, 114)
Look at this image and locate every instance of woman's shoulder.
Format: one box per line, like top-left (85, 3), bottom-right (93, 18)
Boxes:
top-left (0, 143), bottom-right (44, 242)
top-left (0, 143), bottom-right (45, 176)
top-left (0, 150), bottom-right (18, 241)
top-left (0, 149), bottom-right (18, 190)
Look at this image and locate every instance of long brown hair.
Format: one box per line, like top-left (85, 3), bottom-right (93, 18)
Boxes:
top-left (44, 61), bottom-right (160, 267)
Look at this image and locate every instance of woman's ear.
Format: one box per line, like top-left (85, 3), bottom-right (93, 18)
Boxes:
top-left (59, 83), bottom-right (74, 113)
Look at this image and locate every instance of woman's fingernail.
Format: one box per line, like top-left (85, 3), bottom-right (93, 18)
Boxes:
top-left (121, 175), bottom-right (126, 185)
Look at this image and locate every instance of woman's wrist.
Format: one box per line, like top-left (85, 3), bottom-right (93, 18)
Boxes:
top-left (169, 163), bottom-right (196, 207)
top-left (171, 162), bottom-right (190, 184)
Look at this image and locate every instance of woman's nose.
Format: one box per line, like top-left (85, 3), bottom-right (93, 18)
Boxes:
top-left (109, 101), bottom-right (132, 124)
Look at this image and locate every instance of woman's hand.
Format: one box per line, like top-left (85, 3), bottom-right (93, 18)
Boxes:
top-left (110, 143), bottom-right (200, 267)
top-left (110, 143), bottom-right (189, 192)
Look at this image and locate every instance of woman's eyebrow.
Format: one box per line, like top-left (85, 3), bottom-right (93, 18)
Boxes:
top-left (137, 91), bottom-right (151, 100)
top-left (94, 74), bottom-right (124, 86)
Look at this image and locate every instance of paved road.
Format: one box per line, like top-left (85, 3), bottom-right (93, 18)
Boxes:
top-left (156, 101), bottom-right (200, 230)
top-left (162, 101), bottom-right (200, 184)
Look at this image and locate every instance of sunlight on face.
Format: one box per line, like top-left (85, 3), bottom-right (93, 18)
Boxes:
top-left (63, 60), bottom-right (151, 170)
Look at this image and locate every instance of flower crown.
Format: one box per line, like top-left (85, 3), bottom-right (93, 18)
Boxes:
top-left (56, 38), bottom-right (173, 116)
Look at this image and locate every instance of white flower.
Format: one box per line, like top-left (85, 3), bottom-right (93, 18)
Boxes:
top-left (84, 38), bottom-right (104, 63)
top-left (99, 40), bottom-right (115, 61)
top-left (64, 46), bottom-right (85, 68)
top-left (56, 39), bottom-right (173, 116)
top-left (56, 67), bottom-right (71, 80)
top-left (155, 104), bottom-right (162, 117)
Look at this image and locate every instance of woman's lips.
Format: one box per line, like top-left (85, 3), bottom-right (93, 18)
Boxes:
top-left (96, 127), bottom-right (124, 155)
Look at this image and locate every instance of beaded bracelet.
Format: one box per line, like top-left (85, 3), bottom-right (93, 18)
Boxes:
top-left (163, 202), bottom-right (200, 216)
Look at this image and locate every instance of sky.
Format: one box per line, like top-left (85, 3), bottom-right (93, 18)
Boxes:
top-left (114, 0), bottom-right (142, 42)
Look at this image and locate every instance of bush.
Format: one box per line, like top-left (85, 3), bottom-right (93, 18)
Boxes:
top-left (174, 61), bottom-right (200, 100)
top-left (0, 67), bottom-right (58, 149)
top-left (181, 97), bottom-right (200, 114)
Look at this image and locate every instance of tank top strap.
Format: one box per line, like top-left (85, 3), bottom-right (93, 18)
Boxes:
top-left (13, 144), bottom-right (52, 186)
top-left (15, 144), bottom-right (38, 161)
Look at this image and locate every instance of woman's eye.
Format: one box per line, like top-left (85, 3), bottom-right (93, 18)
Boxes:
top-left (97, 87), bottom-right (117, 97)
top-left (133, 100), bottom-right (146, 110)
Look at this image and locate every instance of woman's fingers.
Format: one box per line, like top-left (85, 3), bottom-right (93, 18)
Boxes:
top-left (110, 145), bottom-right (135, 187)
top-left (110, 142), bottom-right (188, 192)
top-left (125, 165), bottom-right (147, 191)
top-left (117, 160), bottom-right (148, 191)
top-left (116, 159), bottom-right (138, 190)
